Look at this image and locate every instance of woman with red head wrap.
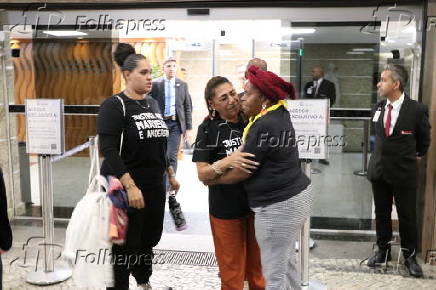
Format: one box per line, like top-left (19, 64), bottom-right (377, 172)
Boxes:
top-left (207, 66), bottom-right (313, 289)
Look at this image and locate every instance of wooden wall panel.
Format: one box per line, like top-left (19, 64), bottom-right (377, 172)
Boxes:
top-left (12, 42), bottom-right (36, 142)
top-left (13, 39), bottom-right (165, 154)
top-left (13, 40), bottom-right (113, 155)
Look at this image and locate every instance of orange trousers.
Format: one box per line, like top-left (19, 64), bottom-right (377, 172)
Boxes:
top-left (210, 214), bottom-right (265, 290)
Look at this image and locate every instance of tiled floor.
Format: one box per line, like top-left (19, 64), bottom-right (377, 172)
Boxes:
top-left (6, 150), bottom-right (431, 289)
top-left (2, 243), bottom-right (436, 290)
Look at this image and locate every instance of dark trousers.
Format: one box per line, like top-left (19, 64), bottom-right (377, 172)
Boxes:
top-left (164, 120), bottom-right (182, 192)
top-left (0, 255), bottom-right (3, 290)
top-left (107, 181), bottom-right (166, 289)
top-left (371, 178), bottom-right (418, 257)
top-left (107, 245), bottom-right (153, 290)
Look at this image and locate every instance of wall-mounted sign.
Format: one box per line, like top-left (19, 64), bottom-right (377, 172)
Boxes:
top-left (26, 99), bottom-right (65, 155)
top-left (288, 99), bottom-right (329, 160)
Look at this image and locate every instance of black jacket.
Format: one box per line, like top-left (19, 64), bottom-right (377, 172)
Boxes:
top-left (303, 78), bottom-right (336, 106)
top-left (367, 96), bottom-right (431, 187)
top-left (0, 168), bottom-right (12, 251)
top-left (151, 77), bottom-right (193, 133)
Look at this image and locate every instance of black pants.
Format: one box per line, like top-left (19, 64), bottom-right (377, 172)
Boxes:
top-left (0, 255), bottom-right (3, 290)
top-left (107, 245), bottom-right (153, 290)
top-left (371, 178), bottom-right (417, 257)
top-left (107, 180), bottom-right (166, 290)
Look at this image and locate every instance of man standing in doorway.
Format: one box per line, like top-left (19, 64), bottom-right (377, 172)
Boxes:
top-left (304, 65), bottom-right (336, 165)
top-left (367, 64), bottom-right (431, 277)
top-left (247, 58), bottom-right (267, 71)
top-left (237, 58), bottom-right (268, 98)
top-left (151, 57), bottom-right (193, 231)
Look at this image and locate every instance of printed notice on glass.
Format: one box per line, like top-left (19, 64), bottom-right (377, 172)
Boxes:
top-left (287, 99), bottom-right (329, 159)
top-left (26, 99), bottom-right (65, 155)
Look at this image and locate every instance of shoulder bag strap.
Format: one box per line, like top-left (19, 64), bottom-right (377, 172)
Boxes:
top-left (114, 95), bottom-right (126, 155)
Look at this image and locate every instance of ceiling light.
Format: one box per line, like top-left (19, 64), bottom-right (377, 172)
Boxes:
top-left (346, 51), bottom-right (364, 55)
top-left (43, 31), bottom-right (88, 37)
top-left (352, 48), bottom-right (375, 52)
top-left (292, 28), bottom-right (316, 34)
top-left (282, 28), bottom-right (316, 35)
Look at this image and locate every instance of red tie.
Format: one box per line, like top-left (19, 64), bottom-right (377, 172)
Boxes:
top-left (385, 104), bottom-right (393, 136)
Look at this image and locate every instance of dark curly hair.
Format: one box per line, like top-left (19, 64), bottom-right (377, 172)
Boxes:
top-left (113, 43), bottom-right (146, 72)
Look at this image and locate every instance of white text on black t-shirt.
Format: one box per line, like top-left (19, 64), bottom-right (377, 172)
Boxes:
top-left (132, 112), bottom-right (169, 140)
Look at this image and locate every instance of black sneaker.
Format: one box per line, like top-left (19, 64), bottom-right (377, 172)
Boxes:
top-left (404, 255), bottom-right (424, 278)
top-left (367, 250), bottom-right (392, 268)
top-left (168, 195), bottom-right (187, 231)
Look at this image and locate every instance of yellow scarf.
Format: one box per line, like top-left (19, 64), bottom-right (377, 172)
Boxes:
top-left (242, 100), bottom-right (287, 143)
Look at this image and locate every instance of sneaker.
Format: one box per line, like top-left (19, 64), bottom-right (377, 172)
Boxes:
top-left (168, 195), bottom-right (187, 231)
top-left (404, 255), bottom-right (424, 278)
top-left (367, 250), bottom-right (392, 268)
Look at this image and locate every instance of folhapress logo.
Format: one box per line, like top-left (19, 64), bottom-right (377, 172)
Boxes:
top-left (75, 15), bottom-right (166, 35)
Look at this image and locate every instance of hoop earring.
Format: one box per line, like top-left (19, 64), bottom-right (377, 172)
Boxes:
top-left (211, 109), bottom-right (216, 119)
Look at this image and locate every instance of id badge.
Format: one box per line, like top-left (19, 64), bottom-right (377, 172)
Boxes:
top-left (307, 87), bottom-right (313, 95)
top-left (372, 110), bottom-right (381, 122)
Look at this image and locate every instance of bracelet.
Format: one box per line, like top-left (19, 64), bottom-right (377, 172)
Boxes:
top-left (168, 166), bottom-right (176, 178)
top-left (211, 161), bottom-right (224, 175)
top-left (124, 183), bottom-right (137, 190)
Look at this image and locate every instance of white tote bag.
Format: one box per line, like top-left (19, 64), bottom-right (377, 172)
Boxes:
top-left (63, 137), bottom-right (114, 287)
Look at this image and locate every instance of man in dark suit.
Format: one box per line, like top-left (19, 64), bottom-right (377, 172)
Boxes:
top-left (151, 57), bottom-right (192, 231)
top-left (1, 168), bottom-right (13, 290)
top-left (366, 64), bottom-right (431, 277)
top-left (304, 65), bottom-right (336, 165)
top-left (303, 65), bottom-right (336, 106)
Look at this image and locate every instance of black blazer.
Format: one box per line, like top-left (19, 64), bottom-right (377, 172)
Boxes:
top-left (0, 168), bottom-right (12, 251)
top-left (303, 78), bottom-right (336, 106)
top-left (367, 96), bottom-right (431, 187)
top-left (151, 77), bottom-right (193, 133)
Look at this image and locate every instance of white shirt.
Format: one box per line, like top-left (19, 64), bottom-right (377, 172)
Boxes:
top-left (313, 78), bottom-right (323, 96)
top-left (383, 93), bottom-right (404, 135)
top-left (164, 77), bottom-right (176, 117)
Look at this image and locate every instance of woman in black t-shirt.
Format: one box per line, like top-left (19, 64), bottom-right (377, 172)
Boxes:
top-left (193, 77), bottom-right (265, 289)
top-left (97, 43), bottom-right (180, 290)
top-left (207, 67), bottom-right (313, 290)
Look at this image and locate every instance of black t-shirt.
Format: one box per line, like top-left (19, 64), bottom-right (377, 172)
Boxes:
top-left (243, 106), bottom-right (310, 208)
top-left (192, 117), bottom-right (251, 219)
top-left (97, 93), bottom-right (169, 184)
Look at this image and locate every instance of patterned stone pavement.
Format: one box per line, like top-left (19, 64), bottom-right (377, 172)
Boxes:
top-left (2, 252), bottom-right (436, 290)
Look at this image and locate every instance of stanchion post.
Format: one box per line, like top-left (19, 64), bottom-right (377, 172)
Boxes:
top-left (362, 119), bottom-right (369, 172)
top-left (39, 155), bottom-right (54, 272)
top-left (89, 136), bottom-right (97, 168)
top-left (26, 156), bottom-right (72, 285)
top-left (299, 160), bottom-right (326, 290)
top-left (354, 119), bottom-right (370, 176)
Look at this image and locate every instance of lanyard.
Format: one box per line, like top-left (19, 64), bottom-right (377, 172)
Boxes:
top-left (242, 100), bottom-right (287, 143)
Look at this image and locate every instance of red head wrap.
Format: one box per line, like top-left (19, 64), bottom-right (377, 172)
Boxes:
top-left (245, 65), bottom-right (296, 100)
